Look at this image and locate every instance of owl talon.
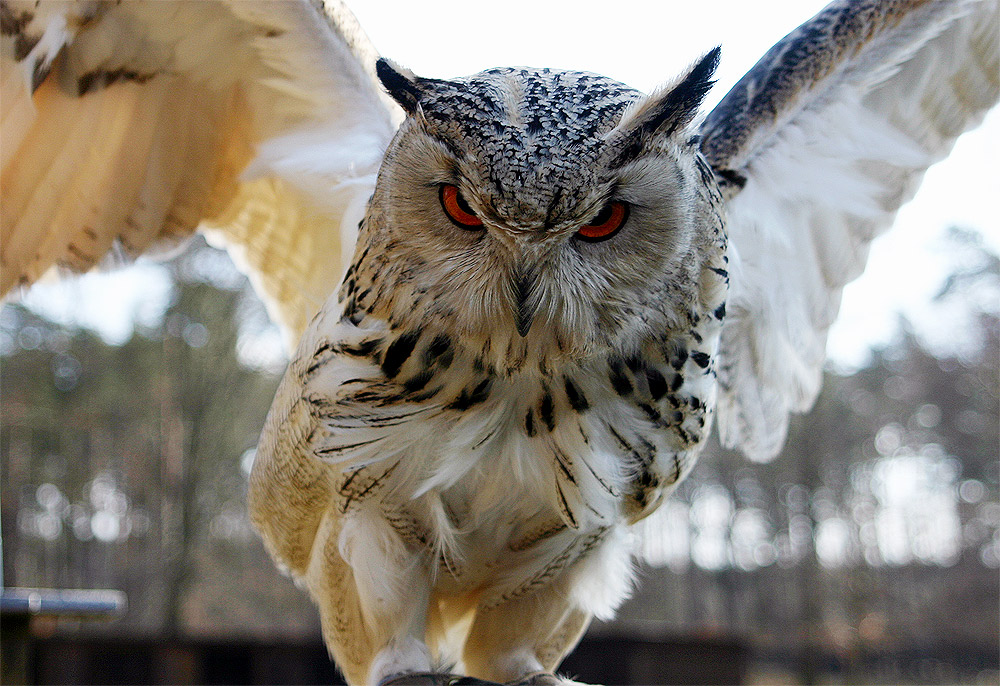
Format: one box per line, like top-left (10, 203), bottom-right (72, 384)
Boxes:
top-left (378, 673), bottom-right (505, 686)
top-left (505, 673), bottom-right (594, 686)
top-left (377, 672), bottom-right (450, 686)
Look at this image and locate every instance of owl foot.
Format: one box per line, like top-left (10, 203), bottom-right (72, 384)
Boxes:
top-left (505, 673), bottom-right (595, 686)
top-left (378, 673), bottom-right (505, 686)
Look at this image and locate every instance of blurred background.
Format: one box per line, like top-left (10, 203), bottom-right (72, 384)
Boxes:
top-left (2, 0), bottom-right (999, 684)
top-left (2, 229), bottom-right (997, 684)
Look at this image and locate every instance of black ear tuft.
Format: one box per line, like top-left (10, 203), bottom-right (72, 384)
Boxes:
top-left (645, 46), bottom-right (721, 137)
top-left (376, 58), bottom-right (423, 114)
top-left (609, 47), bottom-right (721, 166)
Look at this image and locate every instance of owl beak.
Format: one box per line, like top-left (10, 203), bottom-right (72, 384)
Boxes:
top-left (513, 266), bottom-right (539, 337)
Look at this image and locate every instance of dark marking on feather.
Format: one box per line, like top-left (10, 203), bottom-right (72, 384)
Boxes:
top-left (305, 356), bottom-right (330, 377)
top-left (14, 33), bottom-right (38, 61)
top-left (573, 447), bottom-right (616, 496)
top-left (66, 243), bottom-right (91, 264)
top-left (552, 447), bottom-right (576, 484)
top-left (537, 355), bottom-right (552, 379)
top-left (1, 7), bottom-right (32, 37)
top-left (436, 347), bottom-right (455, 369)
top-left (608, 357), bottom-right (632, 396)
top-left (30, 59), bottom-right (49, 93)
top-left (539, 391), bottom-right (555, 431)
top-left (77, 68), bottom-right (154, 96)
top-left (509, 520), bottom-right (567, 552)
top-left (638, 403), bottom-right (661, 422)
top-left (636, 469), bottom-right (656, 489)
top-left (691, 350), bottom-right (711, 368)
top-left (305, 394), bottom-right (333, 412)
top-left (423, 334), bottom-right (452, 365)
top-left (670, 454), bottom-right (681, 484)
top-left (341, 298), bottom-right (358, 323)
top-left (636, 435), bottom-right (656, 463)
top-left (677, 425), bottom-right (696, 445)
top-left (384, 512), bottom-right (428, 547)
top-left (473, 426), bottom-right (498, 450)
top-left (670, 373), bottom-right (684, 393)
top-left (448, 378), bottom-right (492, 411)
top-left (715, 167), bottom-right (747, 189)
top-left (339, 468), bottom-right (362, 493)
top-left (315, 436), bottom-right (385, 456)
top-left (403, 369), bottom-right (434, 394)
top-left (340, 462), bottom-right (399, 511)
top-left (524, 408), bottom-right (537, 437)
top-left (408, 385), bottom-right (443, 403)
top-left (342, 338), bottom-right (381, 358)
top-left (563, 376), bottom-right (589, 411)
top-left (527, 114), bottom-right (545, 136)
top-left (381, 331), bottom-right (420, 378)
top-left (555, 482), bottom-right (578, 529)
top-left (607, 425), bottom-right (632, 454)
top-left (645, 368), bottom-right (668, 400)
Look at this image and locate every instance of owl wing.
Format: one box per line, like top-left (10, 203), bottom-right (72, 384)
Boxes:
top-left (1, 0), bottom-right (401, 341)
top-left (700, 0), bottom-right (999, 461)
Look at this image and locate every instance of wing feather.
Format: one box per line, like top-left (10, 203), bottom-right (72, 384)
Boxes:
top-left (700, 0), bottom-right (999, 460)
top-left (0, 0), bottom-right (400, 340)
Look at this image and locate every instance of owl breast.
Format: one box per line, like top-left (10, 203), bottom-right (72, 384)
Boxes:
top-left (299, 279), bottom-right (725, 596)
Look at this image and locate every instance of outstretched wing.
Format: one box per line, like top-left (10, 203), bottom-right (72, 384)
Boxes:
top-left (1, 0), bottom-right (401, 341)
top-left (701, 0), bottom-right (999, 460)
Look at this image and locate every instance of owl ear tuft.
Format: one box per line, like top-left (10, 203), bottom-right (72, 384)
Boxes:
top-left (608, 47), bottom-right (721, 166)
top-left (376, 58), bottom-right (424, 114)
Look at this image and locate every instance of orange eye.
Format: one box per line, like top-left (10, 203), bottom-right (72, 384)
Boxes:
top-left (577, 201), bottom-right (628, 242)
top-left (440, 184), bottom-right (483, 228)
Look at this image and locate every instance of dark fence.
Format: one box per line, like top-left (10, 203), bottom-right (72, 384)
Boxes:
top-left (17, 634), bottom-right (747, 685)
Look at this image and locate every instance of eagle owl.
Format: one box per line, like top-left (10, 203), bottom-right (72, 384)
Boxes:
top-left (1, 1), bottom-right (997, 685)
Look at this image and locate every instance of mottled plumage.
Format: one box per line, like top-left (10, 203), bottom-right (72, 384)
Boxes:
top-left (252, 57), bottom-right (729, 683)
top-left (1, 1), bottom-right (997, 684)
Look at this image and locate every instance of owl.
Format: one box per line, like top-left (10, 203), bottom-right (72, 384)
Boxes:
top-left (1, 1), bottom-right (997, 685)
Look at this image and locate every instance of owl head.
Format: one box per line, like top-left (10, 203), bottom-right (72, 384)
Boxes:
top-left (346, 50), bottom-right (724, 373)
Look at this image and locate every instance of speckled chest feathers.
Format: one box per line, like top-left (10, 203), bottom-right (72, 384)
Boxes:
top-left (301, 55), bottom-right (728, 593)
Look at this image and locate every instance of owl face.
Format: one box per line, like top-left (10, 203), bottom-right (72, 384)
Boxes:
top-left (348, 55), bottom-right (724, 372)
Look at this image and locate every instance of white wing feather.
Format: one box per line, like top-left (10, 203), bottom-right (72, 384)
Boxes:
top-left (0, 0), bottom-right (401, 341)
top-left (700, 0), bottom-right (999, 460)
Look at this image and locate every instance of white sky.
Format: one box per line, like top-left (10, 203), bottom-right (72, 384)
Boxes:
top-left (350, 0), bottom-right (1000, 368)
top-left (11, 0), bottom-right (1000, 368)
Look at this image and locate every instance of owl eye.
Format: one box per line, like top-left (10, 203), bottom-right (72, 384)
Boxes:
top-left (576, 201), bottom-right (628, 242)
top-left (440, 184), bottom-right (484, 229)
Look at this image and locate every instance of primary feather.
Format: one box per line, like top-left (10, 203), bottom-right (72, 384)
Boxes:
top-left (702, 0), bottom-right (999, 460)
top-left (0, 0), bottom-right (398, 339)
